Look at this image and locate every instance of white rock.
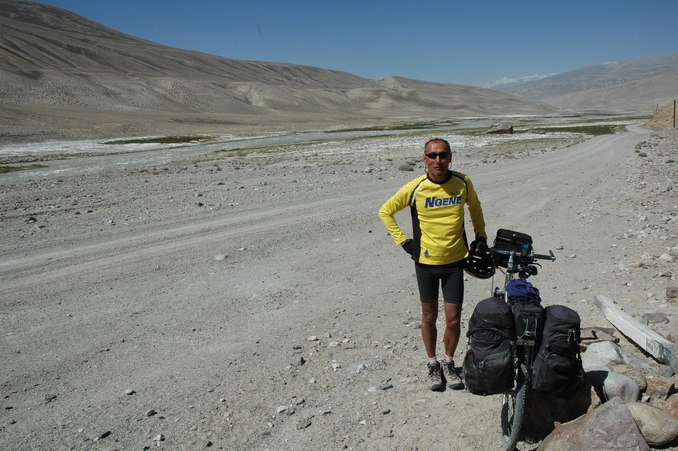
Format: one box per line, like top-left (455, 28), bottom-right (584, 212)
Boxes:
top-left (659, 253), bottom-right (675, 262)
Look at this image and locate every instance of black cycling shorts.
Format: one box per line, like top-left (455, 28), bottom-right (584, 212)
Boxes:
top-left (414, 261), bottom-right (464, 304)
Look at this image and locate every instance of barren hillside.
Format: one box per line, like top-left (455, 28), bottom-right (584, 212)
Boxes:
top-left (493, 54), bottom-right (678, 114)
top-left (0, 0), bottom-right (553, 143)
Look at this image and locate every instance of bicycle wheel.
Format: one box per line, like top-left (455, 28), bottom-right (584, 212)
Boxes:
top-left (500, 383), bottom-right (526, 451)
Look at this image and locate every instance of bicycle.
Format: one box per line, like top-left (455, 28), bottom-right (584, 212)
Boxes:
top-left (488, 236), bottom-right (556, 451)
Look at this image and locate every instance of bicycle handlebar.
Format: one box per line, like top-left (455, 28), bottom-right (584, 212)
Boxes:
top-left (490, 248), bottom-right (556, 261)
top-left (531, 251), bottom-right (556, 261)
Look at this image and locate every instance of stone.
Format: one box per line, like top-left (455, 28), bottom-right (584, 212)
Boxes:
top-left (486, 123), bottom-right (513, 134)
top-left (587, 370), bottom-right (639, 402)
top-left (626, 401), bottom-right (678, 446)
top-left (650, 394), bottom-right (678, 421)
top-left (646, 376), bottom-right (678, 420)
top-left (641, 312), bottom-right (670, 325)
top-left (290, 355), bottom-right (306, 367)
top-left (296, 419), bottom-right (312, 430)
top-left (659, 253), bottom-right (676, 263)
top-left (645, 376), bottom-right (677, 400)
top-left (610, 364), bottom-right (648, 393)
top-left (538, 398), bottom-right (650, 451)
top-left (581, 340), bottom-right (624, 371)
top-left (580, 326), bottom-right (619, 349)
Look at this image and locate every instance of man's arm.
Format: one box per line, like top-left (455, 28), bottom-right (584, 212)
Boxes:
top-left (378, 183), bottom-right (414, 246)
top-left (465, 176), bottom-right (487, 242)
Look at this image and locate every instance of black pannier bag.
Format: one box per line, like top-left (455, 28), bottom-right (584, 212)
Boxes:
top-left (531, 305), bottom-right (585, 396)
top-left (511, 301), bottom-right (544, 345)
top-left (492, 229), bottom-right (533, 268)
top-left (463, 297), bottom-right (516, 395)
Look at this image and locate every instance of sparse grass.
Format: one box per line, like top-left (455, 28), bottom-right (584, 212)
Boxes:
top-left (455, 128), bottom-right (490, 136)
top-left (573, 114), bottom-right (652, 123)
top-left (532, 124), bottom-right (623, 135)
top-left (103, 135), bottom-right (214, 145)
top-left (0, 164), bottom-right (47, 173)
top-left (328, 120), bottom-right (457, 133)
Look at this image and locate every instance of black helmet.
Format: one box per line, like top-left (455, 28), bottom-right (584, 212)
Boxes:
top-left (463, 252), bottom-right (496, 279)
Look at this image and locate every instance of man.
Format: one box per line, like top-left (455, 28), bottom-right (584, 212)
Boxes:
top-left (378, 138), bottom-right (488, 391)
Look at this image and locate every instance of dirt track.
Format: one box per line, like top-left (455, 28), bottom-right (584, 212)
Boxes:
top-left (1, 124), bottom-right (676, 450)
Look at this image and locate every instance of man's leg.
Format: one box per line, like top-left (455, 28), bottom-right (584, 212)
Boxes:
top-left (442, 302), bottom-right (464, 389)
top-left (421, 300), bottom-right (445, 391)
top-left (421, 300), bottom-right (439, 358)
top-left (443, 302), bottom-right (461, 358)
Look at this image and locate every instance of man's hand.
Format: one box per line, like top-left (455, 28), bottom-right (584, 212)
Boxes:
top-left (402, 238), bottom-right (416, 255)
top-left (470, 237), bottom-right (488, 254)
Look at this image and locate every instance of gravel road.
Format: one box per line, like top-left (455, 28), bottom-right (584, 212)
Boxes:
top-left (1, 123), bottom-right (676, 450)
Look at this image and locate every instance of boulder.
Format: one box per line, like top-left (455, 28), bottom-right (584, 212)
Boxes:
top-left (611, 364), bottom-right (648, 393)
top-left (587, 370), bottom-right (639, 402)
top-left (582, 340), bottom-right (624, 371)
top-left (645, 376), bottom-right (677, 400)
top-left (646, 376), bottom-right (678, 420)
top-left (626, 401), bottom-right (678, 446)
top-left (486, 123), bottom-right (513, 134)
top-left (650, 394), bottom-right (678, 421)
top-left (538, 397), bottom-right (649, 451)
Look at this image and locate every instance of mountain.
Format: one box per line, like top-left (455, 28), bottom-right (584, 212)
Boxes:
top-left (0, 0), bottom-right (554, 142)
top-left (493, 54), bottom-right (678, 113)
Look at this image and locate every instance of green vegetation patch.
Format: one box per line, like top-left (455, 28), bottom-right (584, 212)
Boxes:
top-left (103, 135), bottom-right (214, 145)
top-left (0, 164), bottom-right (47, 173)
top-left (533, 124), bottom-right (623, 136)
top-left (328, 120), bottom-right (457, 133)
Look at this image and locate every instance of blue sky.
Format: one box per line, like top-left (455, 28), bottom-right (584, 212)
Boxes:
top-left (37, 0), bottom-right (678, 87)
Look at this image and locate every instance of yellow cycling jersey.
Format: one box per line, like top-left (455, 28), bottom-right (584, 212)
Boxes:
top-left (379, 170), bottom-right (486, 265)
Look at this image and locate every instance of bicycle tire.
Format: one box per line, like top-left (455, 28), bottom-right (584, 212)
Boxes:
top-left (500, 383), bottom-right (526, 451)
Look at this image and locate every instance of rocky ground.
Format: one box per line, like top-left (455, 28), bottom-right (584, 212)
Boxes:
top-left (0, 120), bottom-right (676, 450)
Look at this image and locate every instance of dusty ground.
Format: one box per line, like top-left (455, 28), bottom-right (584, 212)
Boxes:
top-left (0, 120), bottom-right (676, 450)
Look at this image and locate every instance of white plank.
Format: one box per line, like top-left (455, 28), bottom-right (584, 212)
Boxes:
top-left (594, 295), bottom-right (678, 372)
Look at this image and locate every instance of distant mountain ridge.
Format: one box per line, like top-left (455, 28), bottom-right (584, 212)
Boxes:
top-left (0, 0), bottom-right (553, 142)
top-left (493, 53), bottom-right (678, 113)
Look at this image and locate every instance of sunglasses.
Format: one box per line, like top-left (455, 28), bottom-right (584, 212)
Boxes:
top-left (425, 152), bottom-right (450, 160)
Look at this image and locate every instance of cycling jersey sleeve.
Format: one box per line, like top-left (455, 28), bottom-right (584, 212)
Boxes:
top-left (378, 178), bottom-right (421, 245)
top-left (465, 176), bottom-right (487, 241)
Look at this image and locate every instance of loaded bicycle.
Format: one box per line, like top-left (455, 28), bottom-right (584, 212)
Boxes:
top-left (464, 229), bottom-right (585, 450)
top-left (488, 230), bottom-right (555, 451)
